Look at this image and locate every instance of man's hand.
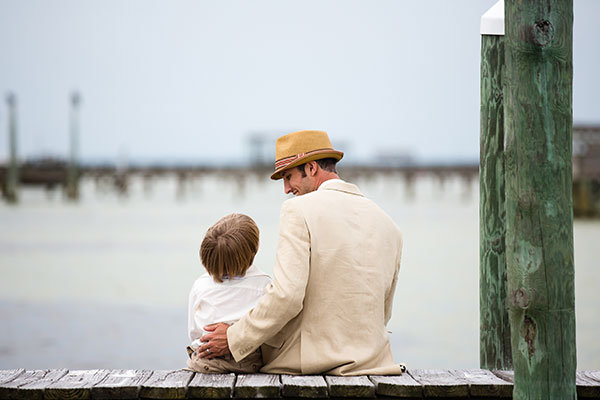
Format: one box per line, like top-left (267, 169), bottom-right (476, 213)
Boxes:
top-left (198, 323), bottom-right (231, 359)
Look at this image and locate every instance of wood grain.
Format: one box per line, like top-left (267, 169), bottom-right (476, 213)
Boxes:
top-left (369, 374), bottom-right (422, 398)
top-left (234, 374), bottom-right (280, 398)
top-left (504, 1), bottom-right (576, 398)
top-left (491, 370), bottom-right (514, 383)
top-left (0, 369), bottom-right (25, 385)
top-left (281, 375), bottom-right (327, 398)
top-left (0, 368), bottom-right (598, 398)
top-left (45, 369), bottom-right (109, 400)
top-left (92, 369), bottom-right (153, 399)
top-left (187, 373), bottom-right (235, 399)
top-left (325, 375), bottom-right (375, 398)
top-left (457, 369), bottom-right (512, 398)
top-left (139, 370), bottom-right (193, 399)
top-left (576, 371), bottom-right (600, 399)
top-left (0, 369), bottom-right (67, 400)
top-left (408, 369), bottom-right (468, 398)
top-left (480, 32), bottom-right (512, 371)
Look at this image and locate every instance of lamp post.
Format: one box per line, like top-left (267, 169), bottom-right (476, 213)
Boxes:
top-left (4, 92), bottom-right (18, 203)
top-left (66, 92), bottom-right (81, 200)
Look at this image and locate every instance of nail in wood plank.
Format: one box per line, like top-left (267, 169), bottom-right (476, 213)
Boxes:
top-left (577, 371), bottom-right (600, 399)
top-left (139, 369), bottom-right (194, 399)
top-left (235, 374), bottom-right (280, 398)
top-left (0, 369), bottom-right (67, 400)
top-left (187, 373), bottom-right (235, 399)
top-left (409, 369), bottom-right (468, 398)
top-left (92, 369), bottom-right (153, 399)
top-left (281, 375), bottom-right (327, 398)
top-left (45, 369), bottom-right (110, 400)
top-left (455, 369), bottom-right (512, 398)
top-left (369, 374), bottom-right (422, 398)
top-left (325, 376), bottom-right (375, 398)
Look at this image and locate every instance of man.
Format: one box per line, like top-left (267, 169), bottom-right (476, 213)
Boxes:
top-left (199, 130), bottom-right (404, 375)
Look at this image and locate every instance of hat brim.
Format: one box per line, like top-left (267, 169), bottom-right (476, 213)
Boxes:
top-left (271, 150), bottom-right (344, 180)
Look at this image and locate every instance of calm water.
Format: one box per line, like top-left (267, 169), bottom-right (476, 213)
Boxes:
top-left (1, 174), bottom-right (598, 370)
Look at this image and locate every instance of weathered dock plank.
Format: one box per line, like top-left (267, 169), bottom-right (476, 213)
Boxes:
top-left (139, 369), bottom-right (193, 399)
top-left (45, 369), bottom-right (110, 400)
top-left (0, 369), bottom-right (68, 400)
top-left (187, 372), bottom-right (236, 399)
top-left (281, 375), bottom-right (328, 398)
top-left (0, 369), bottom-right (24, 385)
top-left (369, 374), bottom-right (422, 398)
top-left (325, 376), bottom-right (375, 398)
top-left (92, 369), bottom-right (153, 399)
top-left (492, 369), bottom-right (600, 398)
top-left (408, 369), bottom-right (468, 398)
top-left (235, 373), bottom-right (280, 398)
top-left (1, 368), bottom-right (599, 398)
top-left (455, 369), bottom-right (512, 398)
top-left (491, 370), bottom-right (513, 383)
top-left (577, 371), bottom-right (600, 398)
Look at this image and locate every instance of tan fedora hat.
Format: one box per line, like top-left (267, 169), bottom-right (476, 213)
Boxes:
top-left (271, 130), bottom-right (344, 180)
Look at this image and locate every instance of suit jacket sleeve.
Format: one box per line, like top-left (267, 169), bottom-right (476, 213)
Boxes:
top-left (227, 199), bottom-right (311, 361)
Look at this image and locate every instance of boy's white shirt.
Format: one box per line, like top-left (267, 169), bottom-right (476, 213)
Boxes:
top-left (188, 264), bottom-right (272, 349)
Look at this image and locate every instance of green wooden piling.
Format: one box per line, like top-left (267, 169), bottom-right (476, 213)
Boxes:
top-left (65, 92), bottom-right (80, 200)
top-left (4, 93), bottom-right (18, 203)
top-left (479, 32), bottom-right (512, 371)
top-left (504, 0), bottom-right (576, 398)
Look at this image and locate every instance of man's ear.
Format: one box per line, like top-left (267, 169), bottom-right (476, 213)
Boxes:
top-left (307, 161), bottom-right (319, 176)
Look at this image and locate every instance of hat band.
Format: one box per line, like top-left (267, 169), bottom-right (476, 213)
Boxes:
top-left (275, 152), bottom-right (305, 170)
top-left (274, 148), bottom-right (334, 171)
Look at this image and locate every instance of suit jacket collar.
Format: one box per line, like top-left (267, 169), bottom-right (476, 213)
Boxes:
top-left (318, 179), bottom-right (363, 197)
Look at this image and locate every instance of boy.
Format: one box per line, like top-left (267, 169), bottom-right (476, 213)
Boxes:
top-left (187, 213), bottom-right (271, 373)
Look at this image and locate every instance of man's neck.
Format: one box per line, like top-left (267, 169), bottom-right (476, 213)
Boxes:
top-left (314, 173), bottom-right (340, 190)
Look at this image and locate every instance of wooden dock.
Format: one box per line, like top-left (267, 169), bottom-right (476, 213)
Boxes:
top-left (0, 369), bottom-right (598, 399)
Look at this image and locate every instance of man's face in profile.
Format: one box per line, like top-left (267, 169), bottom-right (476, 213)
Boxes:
top-left (281, 165), bottom-right (315, 196)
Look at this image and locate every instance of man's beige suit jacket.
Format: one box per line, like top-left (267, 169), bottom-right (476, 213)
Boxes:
top-left (228, 180), bottom-right (403, 375)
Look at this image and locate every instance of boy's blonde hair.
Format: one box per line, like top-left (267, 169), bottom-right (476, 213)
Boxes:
top-left (200, 213), bottom-right (259, 283)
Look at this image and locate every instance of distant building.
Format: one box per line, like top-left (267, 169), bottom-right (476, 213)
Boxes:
top-left (573, 125), bottom-right (600, 180)
top-left (573, 124), bottom-right (600, 217)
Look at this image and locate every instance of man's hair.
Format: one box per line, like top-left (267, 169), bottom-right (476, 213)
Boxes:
top-left (295, 158), bottom-right (338, 177)
top-left (200, 213), bottom-right (259, 283)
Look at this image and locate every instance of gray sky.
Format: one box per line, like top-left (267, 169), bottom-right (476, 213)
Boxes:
top-left (1, 0), bottom-right (598, 165)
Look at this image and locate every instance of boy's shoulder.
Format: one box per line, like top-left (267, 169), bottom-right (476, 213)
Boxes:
top-left (221, 265), bottom-right (271, 289)
top-left (195, 271), bottom-right (212, 281)
top-left (190, 272), bottom-right (214, 290)
top-left (192, 267), bottom-right (270, 289)
top-left (242, 265), bottom-right (272, 285)
top-left (244, 265), bottom-right (271, 278)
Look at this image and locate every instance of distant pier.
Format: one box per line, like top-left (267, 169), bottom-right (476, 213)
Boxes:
top-left (0, 161), bottom-right (479, 198)
top-left (2, 125), bottom-right (599, 215)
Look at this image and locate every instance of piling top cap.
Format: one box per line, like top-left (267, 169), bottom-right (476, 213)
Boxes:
top-left (480, 0), bottom-right (504, 36)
